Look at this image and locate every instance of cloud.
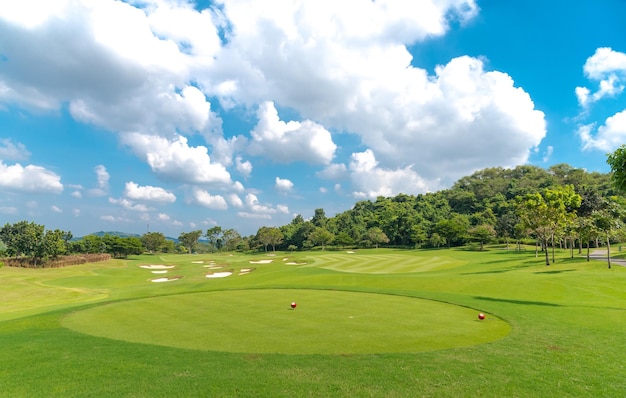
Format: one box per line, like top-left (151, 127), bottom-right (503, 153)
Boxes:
top-left (0, 206), bottom-right (18, 215)
top-left (157, 213), bottom-right (170, 221)
top-left (576, 47), bottom-right (626, 107)
top-left (0, 139), bottom-right (30, 161)
top-left (124, 181), bottom-right (176, 203)
top-left (316, 163), bottom-right (349, 180)
top-left (87, 165), bottom-right (109, 197)
top-left (0, 0), bottom-right (548, 203)
top-left (108, 197), bottom-right (152, 212)
top-left (275, 177), bottom-right (294, 192)
top-left (349, 149), bottom-right (436, 198)
top-left (248, 101), bottom-right (337, 165)
top-left (235, 156), bottom-right (252, 178)
top-left (71, 191), bottom-right (82, 199)
top-left (121, 133), bottom-right (231, 185)
top-left (191, 188), bottom-right (228, 210)
top-left (228, 193), bottom-right (244, 208)
top-left (578, 110), bottom-right (626, 151)
top-left (0, 161), bottom-right (63, 193)
top-left (51, 205), bottom-right (62, 213)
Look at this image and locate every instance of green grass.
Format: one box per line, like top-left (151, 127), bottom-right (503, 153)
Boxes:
top-left (1, 248), bottom-right (625, 397)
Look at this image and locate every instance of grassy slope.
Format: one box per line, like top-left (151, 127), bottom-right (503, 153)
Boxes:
top-left (0, 247), bottom-right (625, 397)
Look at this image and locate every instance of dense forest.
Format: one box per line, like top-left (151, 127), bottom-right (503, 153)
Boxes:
top-left (1, 163), bottom-right (626, 267)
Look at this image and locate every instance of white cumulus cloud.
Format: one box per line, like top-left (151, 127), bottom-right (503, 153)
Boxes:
top-left (579, 110), bottom-right (626, 151)
top-left (191, 188), bottom-right (228, 210)
top-left (0, 161), bottom-right (63, 193)
top-left (124, 181), bottom-right (176, 203)
top-left (275, 177), bottom-right (294, 192)
top-left (248, 101), bottom-right (337, 165)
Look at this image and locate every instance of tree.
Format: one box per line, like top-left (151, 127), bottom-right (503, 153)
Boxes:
top-left (141, 232), bottom-right (166, 252)
top-left (593, 198), bottom-right (625, 269)
top-left (256, 227), bottom-right (283, 252)
top-left (309, 227), bottom-right (335, 250)
top-left (206, 226), bottom-right (223, 252)
top-left (606, 144), bottom-right (626, 193)
top-left (517, 185), bottom-right (581, 265)
top-left (434, 214), bottom-right (469, 248)
top-left (311, 208), bottom-right (327, 228)
top-left (366, 227), bottom-right (389, 248)
top-left (468, 224), bottom-right (496, 251)
top-left (178, 230), bottom-right (203, 254)
top-left (221, 228), bottom-right (242, 252)
top-left (334, 232), bottom-right (354, 249)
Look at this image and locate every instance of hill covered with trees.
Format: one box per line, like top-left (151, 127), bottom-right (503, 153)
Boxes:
top-left (2, 162), bottom-right (625, 267)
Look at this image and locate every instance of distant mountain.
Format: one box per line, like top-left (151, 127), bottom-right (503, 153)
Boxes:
top-left (87, 231), bottom-right (142, 238)
top-left (83, 231), bottom-right (181, 243)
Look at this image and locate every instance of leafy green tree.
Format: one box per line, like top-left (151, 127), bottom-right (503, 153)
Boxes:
top-left (221, 229), bottom-right (242, 252)
top-left (256, 227), bottom-right (283, 252)
top-left (428, 233), bottom-right (446, 248)
top-left (311, 208), bottom-right (328, 228)
top-left (434, 214), bottom-right (469, 248)
top-left (141, 232), bottom-right (166, 252)
top-left (309, 227), bottom-right (335, 250)
top-left (334, 232), bottom-right (354, 249)
top-left (178, 230), bottom-right (203, 254)
top-left (517, 185), bottom-right (581, 265)
top-left (606, 144), bottom-right (626, 193)
top-left (366, 227), bottom-right (389, 248)
top-left (206, 226), bottom-right (223, 252)
top-left (593, 199), bottom-right (625, 269)
top-left (468, 224), bottom-right (496, 251)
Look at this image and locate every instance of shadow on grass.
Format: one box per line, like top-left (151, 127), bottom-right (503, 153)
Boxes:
top-left (474, 295), bottom-right (562, 307)
top-left (533, 269), bottom-right (577, 275)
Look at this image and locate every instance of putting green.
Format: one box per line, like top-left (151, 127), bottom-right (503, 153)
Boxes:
top-left (62, 289), bottom-right (510, 354)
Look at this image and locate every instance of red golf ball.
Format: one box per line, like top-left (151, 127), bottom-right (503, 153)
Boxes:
top-left (478, 313), bottom-right (485, 320)
top-left (291, 302), bottom-right (297, 309)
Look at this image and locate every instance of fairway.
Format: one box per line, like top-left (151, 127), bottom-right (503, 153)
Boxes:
top-left (62, 289), bottom-right (509, 354)
top-left (309, 252), bottom-right (466, 273)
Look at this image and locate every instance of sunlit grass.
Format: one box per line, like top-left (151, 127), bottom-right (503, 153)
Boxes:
top-left (1, 247), bottom-right (625, 397)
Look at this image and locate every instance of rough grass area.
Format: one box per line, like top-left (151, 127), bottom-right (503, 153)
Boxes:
top-left (1, 247), bottom-right (625, 397)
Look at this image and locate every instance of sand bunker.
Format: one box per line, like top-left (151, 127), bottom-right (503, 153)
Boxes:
top-left (140, 264), bottom-right (175, 269)
top-left (151, 270), bottom-right (168, 274)
top-left (206, 271), bottom-right (233, 278)
top-left (191, 261), bottom-right (204, 264)
top-left (286, 262), bottom-right (307, 265)
top-left (346, 251), bottom-right (356, 254)
top-left (203, 265), bottom-right (223, 269)
top-left (151, 276), bottom-right (182, 282)
top-left (238, 267), bottom-right (256, 275)
top-left (249, 259), bottom-right (273, 264)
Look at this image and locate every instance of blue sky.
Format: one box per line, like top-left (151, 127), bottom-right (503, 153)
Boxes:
top-left (1, 0), bottom-right (625, 238)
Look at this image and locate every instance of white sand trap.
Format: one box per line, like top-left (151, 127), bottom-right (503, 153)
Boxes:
top-left (151, 270), bottom-right (168, 274)
top-left (283, 258), bottom-right (289, 261)
top-left (140, 264), bottom-right (175, 269)
top-left (151, 276), bottom-right (182, 282)
top-left (206, 271), bottom-right (233, 278)
top-left (240, 268), bottom-right (253, 272)
top-left (286, 262), bottom-right (306, 265)
top-left (267, 253), bottom-right (276, 257)
top-left (249, 259), bottom-right (273, 264)
top-left (346, 251), bottom-right (356, 254)
top-left (203, 265), bottom-right (223, 269)
top-left (191, 261), bottom-right (204, 264)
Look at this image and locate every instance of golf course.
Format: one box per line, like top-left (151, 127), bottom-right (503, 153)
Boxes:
top-left (1, 246), bottom-right (625, 397)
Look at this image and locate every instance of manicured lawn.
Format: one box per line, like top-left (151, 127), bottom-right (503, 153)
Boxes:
top-left (1, 247), bottom-right (625, 397)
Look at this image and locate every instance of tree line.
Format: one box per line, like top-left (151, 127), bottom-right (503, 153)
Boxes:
top-left (3, 146), bottom-right (626, 267)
